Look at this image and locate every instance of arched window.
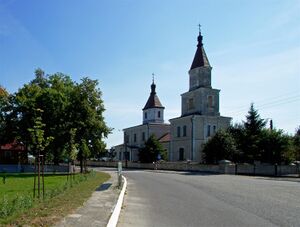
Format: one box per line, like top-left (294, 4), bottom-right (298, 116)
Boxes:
top-left (158, 111), bottom-right (161, 118)
top-left (208, 96), bottom-right (214, 108)
top-left (145, 112), bottom-right (147, 119)
top-left (188, 98), bottom-right (194, 110)
top-left (207, 125), bottom-right (211, 137)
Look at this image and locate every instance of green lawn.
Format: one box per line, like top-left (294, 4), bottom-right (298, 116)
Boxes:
top-left (0, 173), bottom-right (72, 200)
top-left (0, 171), bottom-right (110, 226)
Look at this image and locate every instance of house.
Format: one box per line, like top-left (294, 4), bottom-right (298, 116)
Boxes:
top-left (0, 141), bottom-right (28, 164)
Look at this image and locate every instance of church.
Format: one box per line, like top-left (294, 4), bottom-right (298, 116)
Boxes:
top-left (114, 30), bottom-right (231, 163)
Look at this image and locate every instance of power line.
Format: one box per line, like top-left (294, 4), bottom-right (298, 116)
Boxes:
top-left (225, 94), bottom-right (300, 115)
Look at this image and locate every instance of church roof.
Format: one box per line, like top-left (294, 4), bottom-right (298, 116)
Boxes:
top-left (190, 32), bottom-right (210, 70)
top-left (158, 133), bottom-right (171, 143)
top-left (143, 82), bottom-right (164, 110)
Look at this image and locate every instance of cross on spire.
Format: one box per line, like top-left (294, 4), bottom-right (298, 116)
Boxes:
top-left (152, 73), bottom-right (155, 84)
top-left (198, 24), bottom-right (201, 34)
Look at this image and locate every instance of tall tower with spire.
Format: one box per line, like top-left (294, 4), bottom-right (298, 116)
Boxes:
top-left (181, 28), bottom-right (220, 117)
top-left (169, 28), bottom-right (231, 162)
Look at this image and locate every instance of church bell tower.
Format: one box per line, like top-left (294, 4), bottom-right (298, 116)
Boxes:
top-left (142, 77), bottom-right (165, 124)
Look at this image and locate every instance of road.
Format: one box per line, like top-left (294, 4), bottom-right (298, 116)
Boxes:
top-left (117, 170), bottom-right (300, 227)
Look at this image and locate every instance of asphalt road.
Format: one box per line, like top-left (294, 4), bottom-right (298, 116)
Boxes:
top-left (117, 170), bottom-right (300, 227)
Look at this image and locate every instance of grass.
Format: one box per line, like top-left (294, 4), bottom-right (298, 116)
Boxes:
top-left (0, 171), bottom-right (110, 226)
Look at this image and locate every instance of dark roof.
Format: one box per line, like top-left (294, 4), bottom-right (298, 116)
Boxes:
top-left (158, 133), bottom-right (171, 143)
top-left (190, 33), bottom-right (210, 70)
top-left (143, 83), bottom-right (164, 110)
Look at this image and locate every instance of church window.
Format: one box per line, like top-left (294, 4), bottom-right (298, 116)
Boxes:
top-left (183, 125), bottom-right (187, 137)
top-left (145, 112), bottom-right (147, 119)
top-left (208, 96), bottom-right (214, 108)
top-left (213, 125), bottom-right (216, 133)
top-left (207, 125), bottom-right (211, 137)
top-left (188, 98), bottom-right (195, 110)
top-left (134, 133), bottom-right (137, 142)
top-left (142, 132), bottom-right (145, 141)
top-left (158, 111), bottom-right (161, 118)
top-left (177, 126), bottom-right (181, 137)
top-left (179, 148), bottom-right (184, 161)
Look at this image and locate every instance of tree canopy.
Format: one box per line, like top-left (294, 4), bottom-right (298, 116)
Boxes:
top-left (0, 69), bottom-right (111, 172)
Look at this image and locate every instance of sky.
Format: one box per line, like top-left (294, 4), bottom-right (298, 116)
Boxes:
top-left (0, 0), bottom-right (299, 148)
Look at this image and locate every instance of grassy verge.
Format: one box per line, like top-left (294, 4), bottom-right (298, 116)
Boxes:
top-left (0, 171), bottom-right (110, 226)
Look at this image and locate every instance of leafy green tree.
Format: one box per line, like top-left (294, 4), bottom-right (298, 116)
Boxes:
top-left (202, 130), bottom-right (238, 164)
top-left (90, 138), bottom-right (106, 159)
top-left (259, 128), bottom-right (292, 164)
top-left (227, 123), bottom-right (247, 162)
top-left (291, 126), bottom-right (300, 161)
top-left (0, 86), bottom-right (9, 143)
top-left (27, 109), bottom-right (53, 159)
top-left (69, 77), bottom-right (111, 171)
top-left (138, 134), bottom-right (166, 163)
top-left (5, 69), bottom-right (110, 168)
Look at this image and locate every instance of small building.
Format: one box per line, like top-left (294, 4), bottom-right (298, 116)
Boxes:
top-left (0, 141), bottom-right (28, 164)
top-left (113, 144), bottom-right (125, 161)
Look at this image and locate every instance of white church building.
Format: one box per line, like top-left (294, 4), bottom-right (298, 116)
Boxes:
top-left (113, 30), bottom-right (231, 163)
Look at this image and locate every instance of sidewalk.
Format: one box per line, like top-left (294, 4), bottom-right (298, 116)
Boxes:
top-left (56, 171), bottom-right (120, 227)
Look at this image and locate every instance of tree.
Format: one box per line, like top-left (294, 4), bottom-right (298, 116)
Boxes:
top-left (0, 86), bottom-right (9, 144)
top-left (202, 130), bottom-right (238, 164)
top-left (69, 77), bottom-right (111, 172)
top-left (139, 135), bottom-right (166, 163)
top-left (242, 103), bottom-right (267, 162)
top-left (5, 69), bottom-right (111, 168)
top-left (259, 128), bottom-right (292, 164)
top-left (27, 109), bottom-right (53, 158)
top-left (291, 126), bottom-right (300, 161)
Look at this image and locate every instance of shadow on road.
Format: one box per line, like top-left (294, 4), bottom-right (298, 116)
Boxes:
top-left (96, 183), bottom-right (112, 191)
top-left (179, 171), bottom-right (220, 176)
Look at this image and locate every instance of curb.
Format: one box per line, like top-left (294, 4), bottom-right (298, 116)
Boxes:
top-left (106, 175), bottom-right (127, 227)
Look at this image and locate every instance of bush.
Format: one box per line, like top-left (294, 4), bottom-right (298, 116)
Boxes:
top-left (202, 130), bottom-right (238, 164)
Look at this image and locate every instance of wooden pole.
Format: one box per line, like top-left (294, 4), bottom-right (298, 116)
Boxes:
top-left (33, 157), bottom-right (37, 198)
top-left (38, 152), bottom-right (40, 199)
top-left (41, 155), bottom-right (45, 199)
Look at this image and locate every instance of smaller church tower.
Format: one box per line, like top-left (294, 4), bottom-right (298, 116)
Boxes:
top-left (142, 79), bottom-right (165, 124)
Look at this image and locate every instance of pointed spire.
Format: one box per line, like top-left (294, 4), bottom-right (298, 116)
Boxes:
top-left (143, 76), bottom-right (164, 110)
top-left (190, 25), bottom-right (210, 70)
top-left (197, 24), bottom-right (203, 47)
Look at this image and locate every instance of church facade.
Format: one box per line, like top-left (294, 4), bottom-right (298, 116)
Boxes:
top-left (114, 30), bottom-right (231, 163)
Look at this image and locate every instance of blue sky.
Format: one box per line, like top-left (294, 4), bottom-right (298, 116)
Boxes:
top-left (0, 0), bottom-right (299, 148)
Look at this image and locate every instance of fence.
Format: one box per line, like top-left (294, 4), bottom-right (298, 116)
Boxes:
top-left (0, 164), bottom-right (69, 173)
top-left (85, 160), bottom-right (300, 177)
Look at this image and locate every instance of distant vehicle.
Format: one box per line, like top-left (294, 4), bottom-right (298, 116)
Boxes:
top-left (99, 157), bottom-right (110, 162)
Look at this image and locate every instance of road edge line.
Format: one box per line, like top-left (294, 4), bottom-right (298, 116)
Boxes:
top-left (106, 175), bottom-right (127, 227)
